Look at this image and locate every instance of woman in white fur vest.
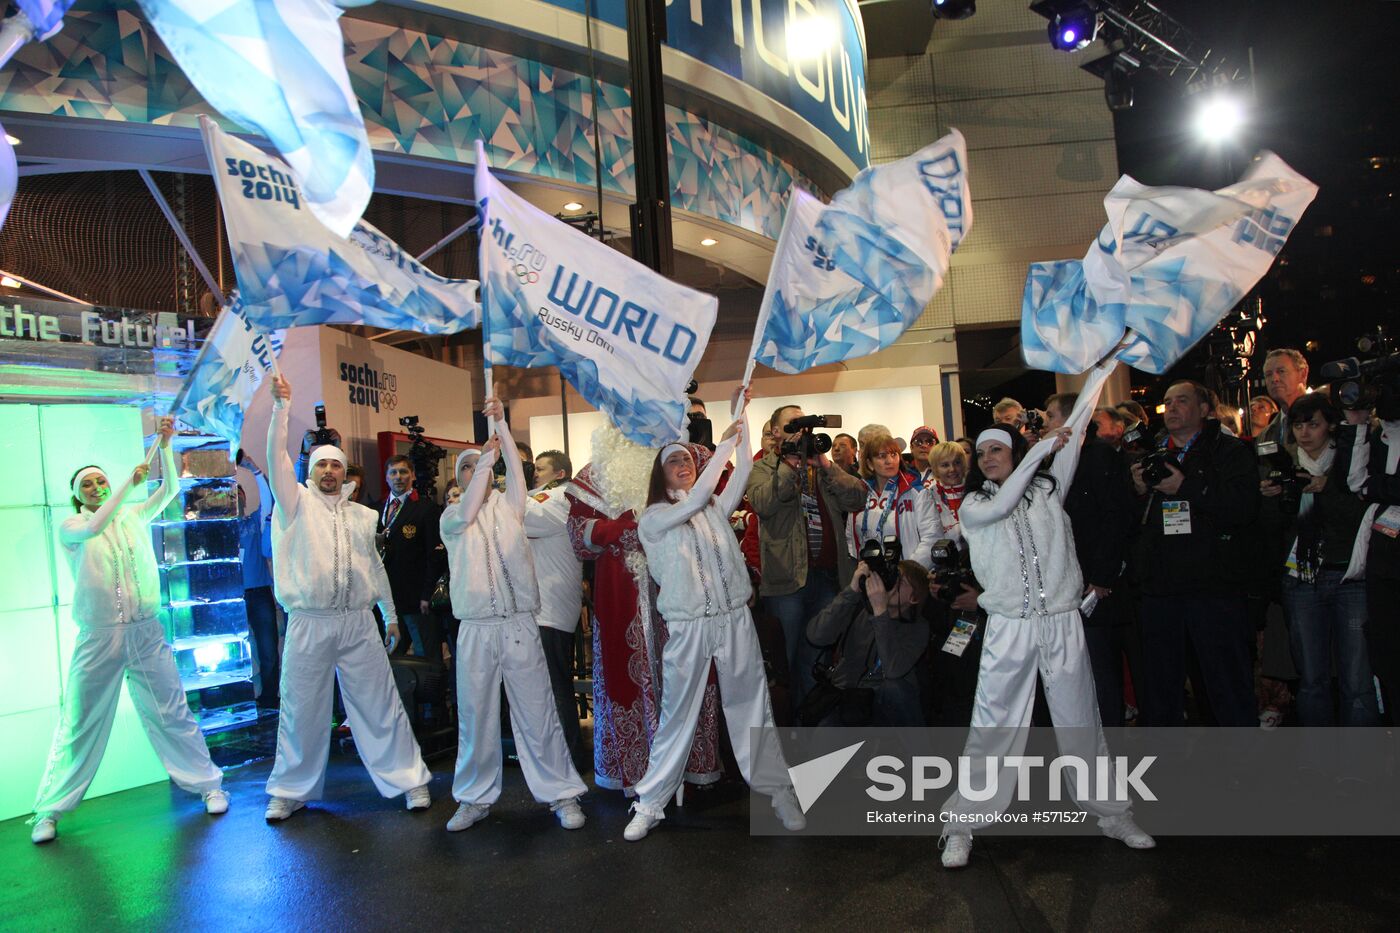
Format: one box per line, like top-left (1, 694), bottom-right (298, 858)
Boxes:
top-left (938, 365), bottom-right (1155, 870)
top-left (623, 390), bottom-right (806, 842)
top-left (439, 397), bottom-right (587, 833)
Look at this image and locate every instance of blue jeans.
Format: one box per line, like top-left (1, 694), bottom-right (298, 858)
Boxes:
top-left (1283, 571), bottom-right (1380, 726)
top-left (765, 568), bottom-right (838, 718)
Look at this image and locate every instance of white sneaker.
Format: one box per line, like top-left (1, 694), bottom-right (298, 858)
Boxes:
top-left (446, 803), bottom-right (490, 832)
top-left (771, 787), bottom-right (807, 831)
top-left (405, 784), bottom-right (432, 811)
top-left (203, 789), bottom-right (230, 815)
top-left (264, 797), bottom-right (305, 822)
top-left (551, 797), bottom-right (585, 830)
top-left (1099, 813), bottom-right (1156, 849)
top-left (622, 805), bottom-right (661, 842)
top-left (940, 832), bottom-right (972, 869)
top-left (30, 816), bottom-right (57, 845)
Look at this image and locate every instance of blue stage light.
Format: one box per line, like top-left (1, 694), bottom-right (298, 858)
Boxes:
top-left (1048, 7), bottom-right (1098, 51)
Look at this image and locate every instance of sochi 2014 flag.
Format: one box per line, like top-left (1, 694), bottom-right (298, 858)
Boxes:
top-left (1022, 152), bottom-right (1318, 374)
top-left (748, 130), bottom-right (971, 378)
top-left (202, 118), bottom-right (480, 334)
top-left (474, 141), bottom-right (717, 447)
top-left (172, 297), bottom-right (284, 449)
top-left (138, 0), bottom-right (371, 236)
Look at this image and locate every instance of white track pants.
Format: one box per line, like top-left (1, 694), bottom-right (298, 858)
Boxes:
top-left (634, 607), bottom-right (790, 817)
top-left (453, 613), bottom-right (588, 806)
top-left (266, 609), bottom-right (430, 801)
top-left (34, 618), bottom-right (222, 816)
top-left (941, 611), bottom-right (1130, 828)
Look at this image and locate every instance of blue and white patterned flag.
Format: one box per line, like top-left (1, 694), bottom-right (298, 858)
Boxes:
top-left (474, 141), bottom-right (717, 447)
top-left (202, 118), bottom-right (480, 334)
top-left (138, 0), bottom-right (372, 237)
top-left (172, 298), bottom-right (284, 450)
top-left (1022, 152), bottom-right (1318, 375)
top-left (747, 130), bottom-right (971, 378)
top-left (14, 0), bottom-right (75, 40)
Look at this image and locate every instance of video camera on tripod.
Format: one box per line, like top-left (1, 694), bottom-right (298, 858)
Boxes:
top-left (398, 415), bottom-right (447, 497)
top-left (781, 414), bottom-right (842, 459)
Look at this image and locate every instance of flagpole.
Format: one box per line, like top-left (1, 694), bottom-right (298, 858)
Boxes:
top-left (737, 188), bottom-right (806, 420)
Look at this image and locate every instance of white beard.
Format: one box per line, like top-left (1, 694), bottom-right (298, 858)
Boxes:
top-left (589, 422), bottom-right (657, 516)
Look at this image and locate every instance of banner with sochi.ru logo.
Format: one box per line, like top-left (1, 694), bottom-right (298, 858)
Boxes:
top-left (200, 117), bottom-right (480, 336)
top-left (473, 141), bottom-right (717, 447)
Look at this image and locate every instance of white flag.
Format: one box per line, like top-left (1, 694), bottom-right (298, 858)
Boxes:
top-left (474, 142), bottom-right (717, 447)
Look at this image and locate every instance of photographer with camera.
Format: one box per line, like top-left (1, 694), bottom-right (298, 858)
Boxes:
top-left (1266, 393), bottom-right (1379, 725)
top-left (846, 434), bottom-right (938, 571)
top-left (938, 376), bottom-right (1154, 869)
top-left (803, 558), bottom-right (931, 726)
top-left (1331, 350), bottom-right (1400, 714)
top-left (1131, 381), bottom-right (1260, 728)
top-left (747, 405), bottom-right (867, 717)
top-left (378, 455), bottom-right (444, 660)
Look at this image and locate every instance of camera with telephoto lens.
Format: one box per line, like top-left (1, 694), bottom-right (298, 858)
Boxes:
top-left (1139, 448), bottom-right (1180, 488)
top-left (398, 415), bottom-right (448, 497)
top-left (310, 403), bottom-right (336, 447)
top-left (858, 536), bottom-right (903, 591)
top-left (1322, 339), bottom-right (1400, 422)
top-left (780, 414), bottom-right (841, 459)
top-left (929, 537), bottom-right (978, 605)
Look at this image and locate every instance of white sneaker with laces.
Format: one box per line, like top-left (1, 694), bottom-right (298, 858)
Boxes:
top-left (203, 789), bottom-right (230, 815)
top-left (1099, 813), bottom-right (1156, 849)
top-left (405, 784), bottom-right (432, 811)
top-left (940, 832), bottom-right (972, 869)
top-left (623, 806), bottom-right (661, 842)
top-left (551, 797), bottom-right (585, 830)
top-left (264, 797), bottom-right (305, 822)
top-left (446, 803), bottom-right (490, 832)
top-left (30, 816), bottom-right (57, 845)
top-left (771, 787), bottom-right (807, 831)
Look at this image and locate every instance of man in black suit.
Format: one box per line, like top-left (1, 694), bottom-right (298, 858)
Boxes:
top-left (378, 455), bottom-right (444, 660)
top-left (1046, 391), bottom-right (1138, 727)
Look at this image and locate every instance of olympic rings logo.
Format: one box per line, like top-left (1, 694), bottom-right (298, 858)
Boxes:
top-left (513, 264), bottom-right (539, 284)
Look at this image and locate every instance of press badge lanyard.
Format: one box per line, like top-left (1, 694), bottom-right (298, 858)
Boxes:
top-left (860, 477), bottom-right (901, 543)
top-left (1157, 432), bottom-right (1199, 536)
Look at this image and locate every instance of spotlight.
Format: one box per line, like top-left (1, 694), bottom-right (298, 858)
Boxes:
top-left (699, 237), bottom-right (718, 247)
top-left (931, 0), bottom-right (976, 20)
top-left (786, 14), bottom-right (836, 61)
top-left (562, 201), bottom-right (584, 212)
top-left (0, 276), bottom-right (19, 288)
top-left (1048, 7), bottom-right (1098, 51)
top-left (1193, 93), bottom-right (1246, 143)
top-left (3, 134), bottom-right (18, 146)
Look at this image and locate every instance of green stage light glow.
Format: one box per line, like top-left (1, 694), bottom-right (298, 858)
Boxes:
top-left (0, 404), bottom-right (167, 822)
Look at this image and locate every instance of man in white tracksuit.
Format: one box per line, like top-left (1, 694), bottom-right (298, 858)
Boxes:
top-left (524, 450), bottom-right (585, 763)
top-left (440, 397), bottom-right (587, 832)
top-left (263, 375), bottom-right (432, 822)
top-left (30, 416), bottom-right (226, 845)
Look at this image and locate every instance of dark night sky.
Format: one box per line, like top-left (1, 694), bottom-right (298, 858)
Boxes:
top-left (1113, 0), bottom-right (1400, 387)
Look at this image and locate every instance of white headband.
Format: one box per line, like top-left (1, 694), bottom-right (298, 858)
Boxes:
top-left (660, 444), bottom-right (693, 464)
top-left (975, 427), bottom-right (1015, 450)
top-left (455, 448), bottom-right (481, 478)
top-left (308, 444), bottom-right (347, 468)
top-left (71, 466), bottom-right (105, 499)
